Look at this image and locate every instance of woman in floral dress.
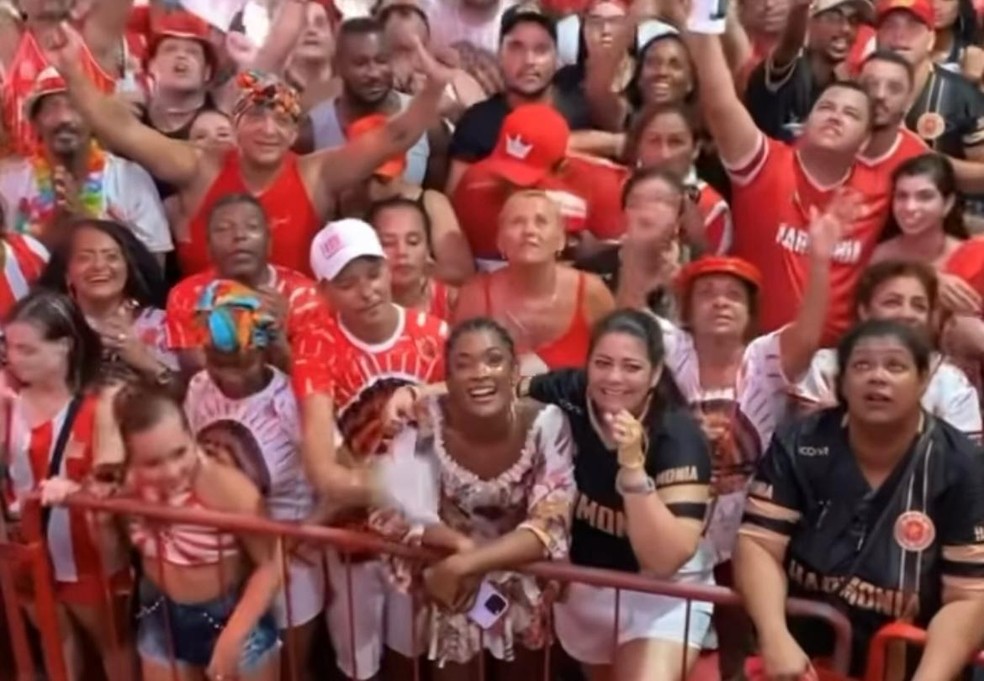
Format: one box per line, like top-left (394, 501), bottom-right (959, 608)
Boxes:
top-left (376, 317), bottom-right (576, 679)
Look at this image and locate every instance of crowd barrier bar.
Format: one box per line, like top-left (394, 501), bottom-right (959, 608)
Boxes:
top-left (865, 622), bottom-right (984, 681)
top-left (6, 492), bottom-right (854, 680)
top-left (0, 511), bottom-right (68, 681)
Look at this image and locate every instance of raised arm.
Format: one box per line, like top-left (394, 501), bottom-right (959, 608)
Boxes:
top-left (778, 192), bottom-right (852, 379)
top-left (40, 22), bottom-right (200, 188)
top-left (303, 37), bottom-right (448, 192)
top-left (678, 7), bottom-right (762, 167)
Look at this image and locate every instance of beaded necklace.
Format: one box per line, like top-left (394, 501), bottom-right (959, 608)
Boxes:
top-left (15, 141), bottom-right (106, 235)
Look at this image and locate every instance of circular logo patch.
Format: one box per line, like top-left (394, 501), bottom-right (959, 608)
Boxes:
top-left (894, 511), bottom-right (936, 552)
top-left (916, 112), bottom-right (946, 141)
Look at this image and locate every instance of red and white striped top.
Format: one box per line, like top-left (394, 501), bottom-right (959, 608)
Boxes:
top-left (0, 233), bottom-right (48, 318)
top-left (2, 394), bottom-right (99, 583)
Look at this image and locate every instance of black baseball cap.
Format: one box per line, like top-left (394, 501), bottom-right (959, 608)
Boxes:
top-left (500, 3), bottom-right (557, 43)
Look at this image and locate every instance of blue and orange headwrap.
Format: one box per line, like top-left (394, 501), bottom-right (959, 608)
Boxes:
top-left (195, 280), bottom-right (277, 353)
top-left (232, 70), bottom-right (302, 123)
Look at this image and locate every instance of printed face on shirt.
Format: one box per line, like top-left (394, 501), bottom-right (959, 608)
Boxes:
top-left (891, 172), bottom-right (955, 238)
top-left (235, 106), bottom-right (299, 167)
top-left (207, 199), bottom-right (271, 280)
top-left (809, 5), bottom-right (862, 62)
top-left (635, 109), bottom-right (697, 177)
top-left (801, 84), bottom-right (872, 156)
top-left (293, 3), bottom-right (335, 64)
top-left (446, 327), bottom-right (518, 418)
top-left (499, 23), bottom-right (558, 98)
top-left (325, 256), bottom-right (393, 325)
top-left (34, 93), bottom-right (90, 159)
top-left (189, 111), bottom-right (235, 149)
top-left (67, 224), bottom-right (128, 306)
top-left (587, 330), bottom-right (659, 415)
top-left (149, 37), bottom-right (210, 94)
top-left (858, 57), bottom-right (912, 130)
top-left (496, 193), bottom-right (565, 265)
top-left (336, 30), bottom-right (394, 107)
top-left (859, 274), bottom-right (935, 331)
top-left (637, 37), bottom-right (694, 106)
top-left (4, 320), bottom-right (70, 387)
top-left (374, 204), bottom-right (431, 290)
top-left (687, 273), bottom-right (753, 341)
top-left (126, 408), bottom-right (199, 493)
top-left (877, 11), bottom-right (935, 65)
top-left (197, 418), bottom-right (271, 495)
top-left (583, 1), bottom-right (629, 54)
top-left (839, 334), bottom-right (927, 425)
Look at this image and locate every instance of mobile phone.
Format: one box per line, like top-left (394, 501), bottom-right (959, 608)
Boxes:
top-left (467, 581), bottom-right (509, 630)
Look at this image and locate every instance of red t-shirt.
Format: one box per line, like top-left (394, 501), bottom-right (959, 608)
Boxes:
top-left (291, 306), bottom-right (448, 459)
top-left (857, 128), bottom-right (928, 212)
top-left (695, 179), bottom-right (733, 254)
top-left (165, 265), bottom-right (325, 349)
top-left (728, 134), bottom-right (890, 344)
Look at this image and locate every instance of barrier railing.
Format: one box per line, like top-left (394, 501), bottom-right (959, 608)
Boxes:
top-left (865, 622), bottom-right (984, 681)
top-left (3, 493), bottom-right (854, 681)
top-left (0, 512), bottom-right (68, 681)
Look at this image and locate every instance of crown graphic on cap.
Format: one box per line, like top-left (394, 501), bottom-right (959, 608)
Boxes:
top-left (505, 135), bottom-right (533, 160)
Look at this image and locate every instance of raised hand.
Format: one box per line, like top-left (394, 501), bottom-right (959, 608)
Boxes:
top-left (412, 35), bottom-right (453, 91)
top-left (36, 21), bottom-right (84, 76)
top-left (807, 188), bottom-right (861, 263)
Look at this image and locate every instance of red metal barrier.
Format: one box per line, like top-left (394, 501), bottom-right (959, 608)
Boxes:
top-left (865, 622), bottom-right (984, 681)
top-left (3, 493), bottom-right (855, 680)
top-left (0, 512), bottom-right (68, 681)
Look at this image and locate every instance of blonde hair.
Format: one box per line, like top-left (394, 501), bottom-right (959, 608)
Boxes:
top-left (497, 189), bottom-right (563, 230)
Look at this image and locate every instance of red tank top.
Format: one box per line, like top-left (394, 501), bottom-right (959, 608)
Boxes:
top-left (182, 150), bottom-right (320, 277)
top-left (483, 271), bottom-right (592, 370)
top-left (428, 279), bottom-right (451, 320)
top-left (2, 28), bottom-right (115, 157)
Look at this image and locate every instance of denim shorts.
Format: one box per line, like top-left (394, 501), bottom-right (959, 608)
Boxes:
top-left (136, 578), bottom-right (280, 671)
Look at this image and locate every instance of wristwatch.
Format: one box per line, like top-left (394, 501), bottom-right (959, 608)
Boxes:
top-left (615, 467), bottom-right (656, 496)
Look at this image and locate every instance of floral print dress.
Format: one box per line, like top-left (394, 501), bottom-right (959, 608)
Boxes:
top-left (376, 396), bottom-right (576, 666)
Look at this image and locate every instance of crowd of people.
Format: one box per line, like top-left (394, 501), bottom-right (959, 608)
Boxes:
top-left (2, 0), bottom-right (984, 679)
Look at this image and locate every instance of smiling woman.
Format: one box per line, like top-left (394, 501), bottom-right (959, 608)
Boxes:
top-left (37, 218), bottom-right (178, 386)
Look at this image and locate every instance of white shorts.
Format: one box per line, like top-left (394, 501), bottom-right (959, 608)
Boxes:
top-left (324, 552), bottom-right (419, 680)
top-left (553, 579), bottom-right (714, 666)
top-left (273, 553), bottom-right (326, 629)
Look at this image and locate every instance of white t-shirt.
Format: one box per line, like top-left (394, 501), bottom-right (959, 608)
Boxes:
top-left (791, 349), bottom-right (983, 439)
top-left (659, 318), bottom-right (792, 563)
top-left (0, 153), bottom-right (173, 254)
top-left (184, 367), bottom-right (315, 522)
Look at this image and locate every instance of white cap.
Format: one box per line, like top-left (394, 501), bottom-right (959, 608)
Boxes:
top-left (309, 218), bottom-right (386, 281)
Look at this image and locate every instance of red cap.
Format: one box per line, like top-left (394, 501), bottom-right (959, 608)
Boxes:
top-left (676, 256), bottom-right (763, 298)
top-left (147, 11), bottom-right (217, 72)
top-left (346, 114), bottom-right (406, 180)
top-left (875, 0), bottom-right (934, 26)
top-left (25, 66), bottom-right (67, 119)
top-left (484, 104), bottom-right (570, 187)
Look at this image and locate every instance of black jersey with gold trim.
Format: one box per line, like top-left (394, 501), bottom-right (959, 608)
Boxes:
top-left (740, 408), bottom-right (984, 675)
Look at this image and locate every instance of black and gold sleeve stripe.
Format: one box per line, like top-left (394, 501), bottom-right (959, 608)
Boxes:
top-left (657, 482), bottom-right (710, 522)
top-left (738, 493), bottom-right (801, 550)
top-left (942, 543), bottom-right (984, 602)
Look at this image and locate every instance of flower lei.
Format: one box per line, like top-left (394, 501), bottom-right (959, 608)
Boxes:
top-left (15, 141), bottom-right (107, 235)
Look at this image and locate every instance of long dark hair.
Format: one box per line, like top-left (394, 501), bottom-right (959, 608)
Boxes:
top-left (37, 219), bottom-right (168, 310)
top-left (883, 153), bottom-right (968, 241)
top-left (5, 289), bottom-right (103, 392)
top-left (587, 309), bottom-right (687, 419)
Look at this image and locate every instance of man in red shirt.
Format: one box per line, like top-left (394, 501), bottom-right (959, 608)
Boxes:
top-left (857, 50), bottom-right (926, 174)
top-left (684, 11), bottom-right (889, 345)
top-left (452, 103), bottom-right (624, 270)
top-left (40, 21), bottom-right (451, 277)
top-left (293, 218), bottom-right (447, 679)
top-left (166, 193), bottom-right (325, 377)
